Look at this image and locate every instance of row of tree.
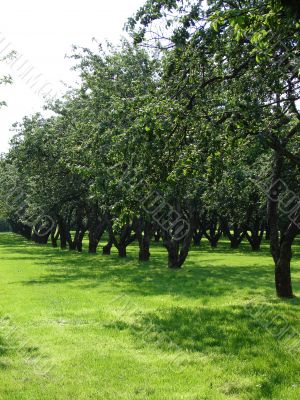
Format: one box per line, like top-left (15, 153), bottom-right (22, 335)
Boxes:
top-left (0, 0), bottom-right (299, 298)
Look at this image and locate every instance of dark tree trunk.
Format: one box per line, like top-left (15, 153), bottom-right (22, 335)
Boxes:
top-left (193, 229), bottom-right (203, 246)
top-left (154, 229), bottom-right (161, 242)
top-left (223, 222), bottom-right (244, 249)
top-left (67, 208), bottom-right (86, 252)
top-left (32, 223), bottom-right (51, 245)
top-left (265, 223), bottom-right (270, 240)
top-left (275, 236), bottom-right (294, 298)
top-left (164, 241), bottom-right (181, 268)
top-left (51, 225), bottom-right (59, 248)
top-left (106, 217), bottom-right (135, 258)
top-left (88, 205), bottom-right (106, 254)
top-left (204, 217), bottom-right (223, 248)
top-left (267, 151), bottom-right (299, 298)
top-left (89, 240), bottom-right (98, 254)
top-left (88, 225), bottom-right (104, 253)
top-left (58, 217), bottom-right (68, 249)
top-left (245, 222), bottom-right (264, 252)
top-left (139, 246), bottom-right (150, 261)
top-left (67, 228), bottom-right (76, 251)
top-left (134, 218), bottom-right (151, 262)
top-left (76, 230), bottom-right (86, 252)
top-left (163, 206), bottom-right (194, 269)
top-left (164, 234), bottom-right (193, 269)
top-left (103, 235), bottom-right (113, 255)
top-left (118, 245), bottom-right (127, 258)
top-left (9, 220), bottom-right (32, 240)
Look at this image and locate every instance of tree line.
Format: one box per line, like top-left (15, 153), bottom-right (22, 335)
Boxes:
top-left (0, 0), bottom-right (300, 298)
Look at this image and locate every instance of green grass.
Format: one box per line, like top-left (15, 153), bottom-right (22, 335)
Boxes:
top-left (0, 232), bottom-right (300, 400)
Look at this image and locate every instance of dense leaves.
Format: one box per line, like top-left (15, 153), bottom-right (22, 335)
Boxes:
top-left (1, 1), bottom-right (300, 297)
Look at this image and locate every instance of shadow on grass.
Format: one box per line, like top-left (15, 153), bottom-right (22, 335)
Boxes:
top-left (0, 316), bottom-right (11, 370)
top-left (1, 232), bottom-right (300, 300)
top-left (16, 249), bottom-right (275, 298)
top-left (107, 304), bottom-right (300, 399)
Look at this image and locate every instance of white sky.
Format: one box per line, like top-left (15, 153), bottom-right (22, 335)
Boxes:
top-left (0, 0), bottom-right (145, 153)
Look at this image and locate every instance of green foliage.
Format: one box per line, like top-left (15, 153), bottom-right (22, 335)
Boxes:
top-left (1, 0), bottom-right (300, 288)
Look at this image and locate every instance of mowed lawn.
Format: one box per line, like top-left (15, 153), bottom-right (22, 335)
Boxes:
top-left (1, 233), bottom-right (300, 400)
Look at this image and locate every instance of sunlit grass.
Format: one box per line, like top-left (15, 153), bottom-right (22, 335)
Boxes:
top-left (0, 232), bottom-right (300, 399)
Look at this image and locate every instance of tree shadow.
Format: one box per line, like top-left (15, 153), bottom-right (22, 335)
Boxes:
top-left (107, 304), bottom-right (300, 399)
top-left (2, 232), bottom-right (299, 299)
top-left (21, 247), bottom-right (275, 300)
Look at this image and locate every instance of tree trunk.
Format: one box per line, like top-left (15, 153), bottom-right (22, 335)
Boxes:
top-left (76, 230), bottom-right (86, 252)
top-left (51, 225), bottom-right (60, 248)
top-left (165, 241), bottom-right (181, 268)
top-left (105, 217), bottom-right (134, 258)
top-left (103, 232), bottom-right (114, 255)
top-left (134, 218), bottom-right (151, 262)
top-left (193, 229), bottom-right (203, 246)
top-left (204, 217), bottom-right (222, 248)
top-left (58, 217), bottom-right (68, 249)
top-left (275, 237), bottom-right (294, 298)
top-left (265, 224), bottom-right (270, 240)
top-left (223, 222), bottom-right (244, 249)
top-left (118, 245), bottom-right (127, 257)
top-left (245, 223), bottom-right (264, 251)
top-left (103, 239), bottom-right (113, 255)
top-left (154, 231), bottom-right (161, 242)
top-left (267, 151), bottom-right (298, 298)
top-left (88, 205), bottom-right (106, 254)
top-left (163, 207), bottom-right (194, 269)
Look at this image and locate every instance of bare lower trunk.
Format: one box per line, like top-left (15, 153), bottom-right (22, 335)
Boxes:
top-left (204, 217), bottom-right (222, 248)
top-left (163, 210), bottom-right (194, 269)
top-left (268, 151), bottom-right (298, 298)
top-left (106, 217), bottom-right (135, 258)
top-left (134, 218), bottom-right (151, 262)
top-left (51, 225), bottom-right (59, 248)
top-left (275, 237), bottom-right (294, 298)
top-left (58, 217), bottom-right (67, 249)
top-left (88, 205), bottom-right (106, 254)
top-left (193, 229), bottom-right (203, 246)
top-left (103, 238), bottom-right (113, 255)
top-left (76, 230), bottom-right (86, 252)
top-left (118, 245), bottom-right (127, 257)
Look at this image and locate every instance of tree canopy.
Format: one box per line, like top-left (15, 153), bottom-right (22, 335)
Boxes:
top-left (1, 0), bottom-right (300, 298)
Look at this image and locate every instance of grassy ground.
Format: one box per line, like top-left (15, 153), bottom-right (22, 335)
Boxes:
top-left (0, 233), bottom-right (300, 400)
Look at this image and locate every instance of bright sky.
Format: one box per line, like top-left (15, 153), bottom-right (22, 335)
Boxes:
top-left (0, 0), bottom-right (145, 153)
